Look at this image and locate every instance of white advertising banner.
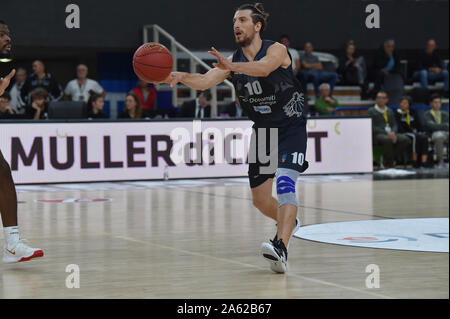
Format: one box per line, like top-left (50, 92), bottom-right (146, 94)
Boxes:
top-left (0, 118), bottom-right (372, 184)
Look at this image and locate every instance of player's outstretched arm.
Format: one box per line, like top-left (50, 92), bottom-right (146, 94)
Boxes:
top-left (0, 69), bottom-right (16, 96)
top-left (157, 63), bottom-right (231, 91)
top-left (208, 43), bottom-right (288, 78)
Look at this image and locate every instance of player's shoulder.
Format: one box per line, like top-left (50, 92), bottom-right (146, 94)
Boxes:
top-left (266, 41), bottom-right (288, 53)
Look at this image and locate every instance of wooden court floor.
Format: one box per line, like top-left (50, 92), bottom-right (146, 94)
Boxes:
top-left (0, 176), bottom-right (448, 299)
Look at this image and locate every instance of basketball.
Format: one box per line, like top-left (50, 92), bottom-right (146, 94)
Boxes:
top-left (132, 42), bottom-right (173, 82)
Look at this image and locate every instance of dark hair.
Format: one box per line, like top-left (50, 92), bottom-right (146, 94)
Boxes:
top-left (429, 93), bottom-right (441, 103)
top-left (125, 92), bottom-right (143, 118)
top-left (280, 34), bottom-right (289, 41)
top-left (0, 20), bottom-right (6, 25)
top-left (30, 87), bottom-right (48, 101)
top-left (376, 90), bottom-right (388, 97)
top-left (236, 3), bottom-right (269, 32)
top-left (0, 91), bottom-right (11, 101)
top-left (200, 90), bottom-right (212, 101)
top-left (400, 96), bottom-right (412, 107)
top-left (87, 90), bottom-right (104, 114)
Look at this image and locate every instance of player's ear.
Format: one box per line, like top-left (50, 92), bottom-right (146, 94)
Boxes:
top-left (254, 21), bottom-right (262, 33)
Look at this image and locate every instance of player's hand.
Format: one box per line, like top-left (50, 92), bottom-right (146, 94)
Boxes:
top-left (0, 69), bottom-right (16, 96)
top-left (154, 72), bottom-right (185, 88)
top-left (208, 47), bottom-right (233, 71)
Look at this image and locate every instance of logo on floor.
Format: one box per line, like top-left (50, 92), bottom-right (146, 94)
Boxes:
top-left (293, 218), bottom-right (449, 252)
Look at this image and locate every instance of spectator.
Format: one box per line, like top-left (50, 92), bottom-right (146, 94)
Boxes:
top-left (314, 83), bottom-right (340, 115)
top-left (279, 35), bottom-right (301, 76)
top-left (8, 67), bottom-right (27, 113)
top-left (394, 96), bottom-right (429, 168)
top-left (86, 90), bottom-right (108, 119)
top-left (64, 64), bottom-right (104, 102)
top-left (369, 39), bottom-right (401, 98)
top-left (424, 94), bottom-right (449, 168)
top-left (338, 40), bottom-right (369, 99)
top-left (118, 93), bottom-right (150, 119)
top-left (20, 60), bottom-right (63, 104)
top-left (367, 90), bottom-right (411, 168)
top-left (298, 42), bottom-right (338, 97)
top-left (413, 39), bottom-right (449, 97)
top-left (0, 92), bottom-right (16, 119)
top-left (131, 79), bottom-right (157, 112)
top-left (178, 91), bottom-right (211, 119)
top-left (23, 87), bottom-right (49, 120)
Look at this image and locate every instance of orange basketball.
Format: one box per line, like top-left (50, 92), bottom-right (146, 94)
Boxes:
top-left (132, 42), bottom-right (173, 82)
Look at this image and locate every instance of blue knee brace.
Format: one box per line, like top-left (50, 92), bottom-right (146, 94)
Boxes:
top-left (276, 168), bottom-right (299, 207)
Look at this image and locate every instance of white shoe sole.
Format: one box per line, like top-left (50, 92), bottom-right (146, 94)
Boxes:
top-left (261, 242), bottom-right (286, 274)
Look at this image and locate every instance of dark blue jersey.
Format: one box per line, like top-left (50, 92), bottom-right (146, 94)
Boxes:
top-left (231, 40), bottom-right (306, 128)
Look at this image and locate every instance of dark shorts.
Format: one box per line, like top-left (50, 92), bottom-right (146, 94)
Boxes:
top-left (248, 123), bottom-right (309, 188)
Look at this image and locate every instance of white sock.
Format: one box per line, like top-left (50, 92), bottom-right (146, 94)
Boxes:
top-left (4, 226), bottom-right (20, 249)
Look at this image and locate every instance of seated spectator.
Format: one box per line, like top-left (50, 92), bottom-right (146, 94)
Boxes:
top-left (0, 92), bottom-right (16, 119)
top-left (337, 40), bottom-right (369, 99)
top-left (279, 34), bottom-right (300, 76)
top-left (64, 64), bottom-right (104, 102)
top-left (20, 60), bottom-right (63, 104)
top-left (394, 96), bottom-right (429, 168)
top-left (118, 93), bottom-right (150, 119)
top-left (8, 67), bottom-right (27, 113)
top-left (130, 80), bottom-right (157, 112)
top-left (23, 87), bottom-right (49, 120)
top-left (368, 39), bottom-right (401, 98)
top-left (367, 90), bottom-right (411, 168)
top-left (424, 94), bottom-right (449, 168)
top-left (314, 83), bottom-right (340, 115)
top-left (412, 39), bottom-right (449, 98)
top-left (298, 41), bottom-right (338, 97)
top-left (86, 90), bottom-right (108, 119)
top-left (178, 91), bottom-right (211, 119)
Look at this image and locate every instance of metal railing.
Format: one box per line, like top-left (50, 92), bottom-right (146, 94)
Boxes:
top-left (143, 24), bottom-right (235, 117)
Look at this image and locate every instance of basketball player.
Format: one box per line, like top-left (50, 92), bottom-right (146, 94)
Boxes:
top-left (158, 3), bottom-right (307, 273)
top-left (0, 19), bottom-right (44, 262)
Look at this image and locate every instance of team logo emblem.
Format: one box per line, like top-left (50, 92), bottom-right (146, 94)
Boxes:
top-left (283, 92), bottom-right (304, 118)
top-left (281, 154), bottom-right (287, 163)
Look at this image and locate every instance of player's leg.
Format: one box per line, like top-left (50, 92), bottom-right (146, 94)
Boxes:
top-left (0, 150), bottom-right (43, 263)
top-left (0, 150), bottom-right (18, 227)
top-left (261, 124), bottom-right (308, 273)
top-left (251, 178), bottom-right (277, 221)
top-left (248, 127), bottom-right (277, 220)
top-left (275, 168), bottom-right (300, 247)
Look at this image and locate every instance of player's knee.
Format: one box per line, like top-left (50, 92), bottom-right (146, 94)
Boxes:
top-left (276, 168), bottom-right (299, 208)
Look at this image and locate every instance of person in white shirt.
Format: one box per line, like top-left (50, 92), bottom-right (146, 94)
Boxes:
top-left (280, 35), bottom-right (300, 76)
top-left (8, 67), bottom-right (26, 114)
top-left (64, 64), bottom-right (104, 102)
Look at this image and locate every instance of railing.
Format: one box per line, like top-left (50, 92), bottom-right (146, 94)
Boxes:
top-left (142, 24), bottom-right (235, 117)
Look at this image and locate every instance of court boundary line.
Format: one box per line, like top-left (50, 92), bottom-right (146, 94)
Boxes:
top-left (103, 232), bottom-right (393, 299)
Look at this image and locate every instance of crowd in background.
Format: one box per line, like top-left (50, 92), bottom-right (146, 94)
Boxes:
top-left (0, 36), bottom-right (448, 169)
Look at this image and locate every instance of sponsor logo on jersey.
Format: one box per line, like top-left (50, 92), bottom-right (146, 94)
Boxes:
top-left (283, 92), bottom-right (304, 118)
top-left (253, 106), bottom-right (272, 114)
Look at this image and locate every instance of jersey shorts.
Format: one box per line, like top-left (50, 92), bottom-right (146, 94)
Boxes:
top-left (248, 122), bottom-right (309, 189)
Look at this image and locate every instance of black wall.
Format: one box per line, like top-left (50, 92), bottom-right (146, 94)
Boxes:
top-left (1, 0), bottom-right (448, 86)
top-left (1, 0), bottom-right (449, 52)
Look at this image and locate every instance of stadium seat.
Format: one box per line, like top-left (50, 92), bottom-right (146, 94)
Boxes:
top-left (48, 101), bottom-right (87, 119)
top-left (383, 73), bottom-right (404, 106)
